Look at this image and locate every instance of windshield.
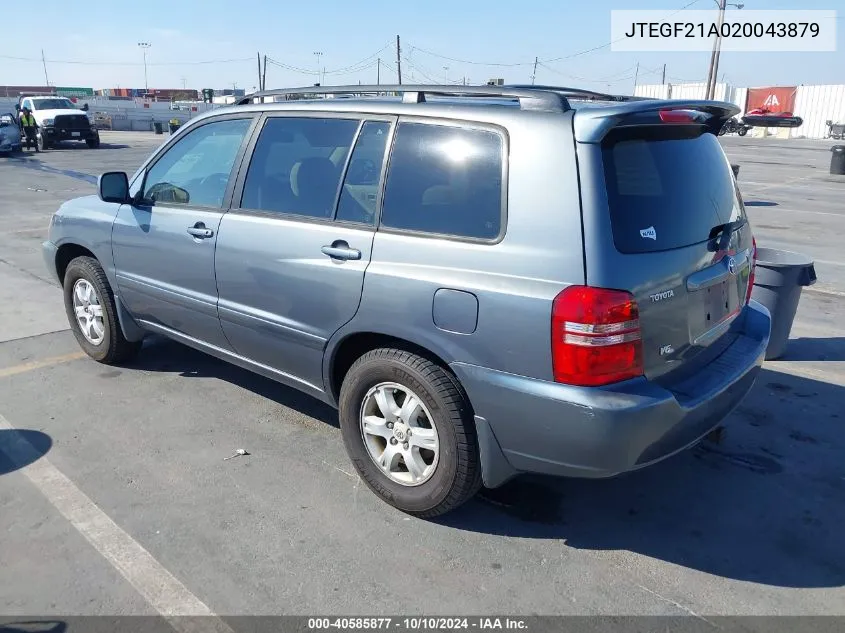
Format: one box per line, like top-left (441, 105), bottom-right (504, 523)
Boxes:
top-left (32, 98), bottom-right (76, 110)
top-left (601, 128), bottom-right (745, 254)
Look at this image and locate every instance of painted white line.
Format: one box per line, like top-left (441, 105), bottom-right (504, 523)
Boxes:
top-left (0, 413), bottom-right (236, 632)
top-left (805, 286), bottom-right (845, 298)
top-left (746, 207), bottom-right (844, 218)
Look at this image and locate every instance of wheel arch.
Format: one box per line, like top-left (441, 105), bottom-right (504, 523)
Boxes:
top-left (55, 243), bottom-right (145, 343)
top-left (325, 330), bottom-right (462, 407)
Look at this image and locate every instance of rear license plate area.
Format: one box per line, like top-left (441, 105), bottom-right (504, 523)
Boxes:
top-left (689, 280), bottom-right (736, 343)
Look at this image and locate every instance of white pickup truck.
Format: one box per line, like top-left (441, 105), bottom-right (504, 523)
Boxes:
top-left (17, 95), bottom-right (100, 150)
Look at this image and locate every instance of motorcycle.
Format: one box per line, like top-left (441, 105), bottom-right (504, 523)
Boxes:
top-left (719, 117), bottom-right (750, 136)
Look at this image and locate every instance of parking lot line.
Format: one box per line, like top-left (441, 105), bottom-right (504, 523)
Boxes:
top-left (0, 351), bottom-right (86, 379)
top-left (0, 413), bottom-right (236, 632)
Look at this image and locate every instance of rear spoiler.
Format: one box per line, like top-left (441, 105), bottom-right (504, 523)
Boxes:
top-left (573, 100), bottom-right (740, 143)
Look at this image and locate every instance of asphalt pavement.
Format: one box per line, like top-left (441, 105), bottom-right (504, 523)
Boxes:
top-left (0, 131), bottom-right (843, 622)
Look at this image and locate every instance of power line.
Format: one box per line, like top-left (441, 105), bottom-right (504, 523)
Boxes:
top-left (0, 54), bottom-right (253, 67)
top-left (409, 0), bottom-right (704, 68)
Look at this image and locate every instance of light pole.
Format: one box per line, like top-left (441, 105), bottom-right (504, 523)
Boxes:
top-left (138, 42), bottom-right (151, 94)
top-left (705, 1), bottom-right (744, 100)
top-left (313, 51), bottom-right (323, 85)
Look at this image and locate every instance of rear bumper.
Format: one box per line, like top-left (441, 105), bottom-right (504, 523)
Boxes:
top-left (451, 300), bottom-right (771, 488)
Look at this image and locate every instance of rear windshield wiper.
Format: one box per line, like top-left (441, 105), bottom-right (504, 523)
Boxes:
top-left (708, 219), bottom-right (743, 240)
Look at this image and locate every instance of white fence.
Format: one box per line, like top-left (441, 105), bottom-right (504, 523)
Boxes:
top-left (0, 96), bottom-right (229, 131)
top-left (635, 82), bottom-right (845, 139)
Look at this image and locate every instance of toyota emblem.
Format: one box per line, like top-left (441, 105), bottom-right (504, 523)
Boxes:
top-left (727, 257), bottom-right (737, 275)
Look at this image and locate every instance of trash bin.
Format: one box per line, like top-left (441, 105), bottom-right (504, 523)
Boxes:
top-left (750, 247), bottom-right (817, 360)
top-left (831, 145), bottom-right (845, 175)
top-left (153, 121), bottom-right (163, 135)
top-left (731, 164), bottom-right (740, 178)
top-left (169, 119), bottom-right (181, 135)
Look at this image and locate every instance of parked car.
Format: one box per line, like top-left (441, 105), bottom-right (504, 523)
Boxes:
top-left (15, 95), bottom-right (100, 149)
top-left (0, 113), bottom-right (22, 153)
top-left (42, 85), bottom-right (771, 517)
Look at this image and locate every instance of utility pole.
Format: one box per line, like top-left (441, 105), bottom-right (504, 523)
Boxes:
top-left (138, 42), bottom-right (151, 94)
top-left (706, 0), bottom-right (727, 99)
top-left (531, 56), bottom-right (538, 85)
top-left (257, 52), bottom-right (262, 91)
top-left (41, 49), bottom-right (49, 86)
top-left (396, 35), bottom-right (402, 84)
top-left (443, 66), bottom-right (449, 83)
top-left (633, 62), bottom-right (639, 91)
top-left (262, 55), bottom-right (267, 91)
top-left (377, 58), bottom-right (381, 85)
top-left (661, 63), bottom-right (666, 85)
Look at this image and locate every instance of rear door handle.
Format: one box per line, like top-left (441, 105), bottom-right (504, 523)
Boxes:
top-left (321, 242), bottom-right (361, 261)
top-left (187, 223), bottom-right (214, 239)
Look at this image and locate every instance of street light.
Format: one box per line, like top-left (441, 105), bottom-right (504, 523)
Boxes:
top-left (138, 42), bottom-right (151, 95)
top-left (705, 0), bottom-right (744, 99)
top-left (313, 51), bottom-right (323, 85)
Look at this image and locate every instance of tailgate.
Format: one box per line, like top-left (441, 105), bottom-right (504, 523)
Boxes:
top-left (575, 103), bottom-right (754, 382)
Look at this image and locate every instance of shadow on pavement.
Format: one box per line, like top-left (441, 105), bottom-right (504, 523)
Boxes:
top-left (127, 337), bottom-right (339, 428)
top-left (6, 155), bottom-right (96, 184)
top-left (440, 367), bottom-right (845, 589)
top-left (0, 622), bottom-right (67, 633)
top-left (0, 429), bottom-right (52, 476)
top-left (778, 336), bottom-right (845, 361)
top-left (744, 200), bottom-right (779, 207)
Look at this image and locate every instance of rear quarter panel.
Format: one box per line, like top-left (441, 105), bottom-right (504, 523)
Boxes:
top-left (327, 111), bottom-right (585, 381)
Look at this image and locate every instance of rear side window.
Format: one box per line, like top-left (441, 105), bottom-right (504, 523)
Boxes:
top-left (601, 129), bottom-right (744, 254)
top-left (241, 117), bottom-right (359, 219)
top-left (381, 122), bottom-right (504, 240)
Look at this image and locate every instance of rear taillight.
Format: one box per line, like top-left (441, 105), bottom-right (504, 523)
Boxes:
top-left (658, 109), bottom-right (705, 123)
top-left (551, 286), bottom-right (644, 387)
top-left (746, 237), bottom-right (757, 304)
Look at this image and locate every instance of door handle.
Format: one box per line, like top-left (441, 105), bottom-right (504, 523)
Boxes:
top-left (321, 242), bottom-right (361, 261)
top-left (187, 223), bottom-right (214, 239)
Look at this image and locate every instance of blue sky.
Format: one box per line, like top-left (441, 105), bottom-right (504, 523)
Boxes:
top-left (0, 0), bottom-right (841, 92)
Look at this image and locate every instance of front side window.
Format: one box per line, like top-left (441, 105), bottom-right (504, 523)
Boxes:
top-left (380, 123), bottom-right (504, 240)
top-left (142, 118), bottom-right (251, 207)
top-left (241, 117), bottom-right (360, 219)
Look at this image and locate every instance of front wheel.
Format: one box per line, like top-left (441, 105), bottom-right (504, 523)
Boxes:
top-left (339, 348), bottom-right (482, 517)
top-left (38, 134), bottom-right (49, 150)
top-left (86, 137), bottom-right (100, 148)
top-left (63, 256), bottom-right (142, 364)
top-left (737, 127), bottom-right (748, 136)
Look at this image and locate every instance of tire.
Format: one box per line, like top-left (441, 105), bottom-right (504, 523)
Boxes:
top-left (339, 348), bottom-right (482, 518)
top-left (738, 127), bottom-right (748, 136)
top-left (86, 137), bottom-right (100, 148)
top-left (38, 134), bottom-right (49, 150)
top-left (63, 256), bottom-right (142, 364)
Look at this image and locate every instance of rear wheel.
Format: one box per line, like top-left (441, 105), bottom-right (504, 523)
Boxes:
top-left (737, 127), bottom-right (748, 136)
top-left (338, 348), bottom-right (482, 517)
top-left (63, 256), bottom-right (141, 364)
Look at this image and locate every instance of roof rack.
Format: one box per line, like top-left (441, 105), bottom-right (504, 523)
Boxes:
top-left (236, 84), bottom-right (570, 113)
top-left (504, 85), bottom-right (654, 103)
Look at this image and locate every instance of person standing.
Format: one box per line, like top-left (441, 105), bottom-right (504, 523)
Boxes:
top-left (19, 107), bottom-right (40, 152)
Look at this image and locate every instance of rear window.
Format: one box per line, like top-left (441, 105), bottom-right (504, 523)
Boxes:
top-left (601, 129), bottom-right (745, 254)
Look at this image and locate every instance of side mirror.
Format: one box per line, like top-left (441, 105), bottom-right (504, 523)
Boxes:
top-left (98, 172), bottom-right (130, 204)
top-left (14, 103), bottom-right (20, 111)
top-left (82, 103), bottom-right (89, 112)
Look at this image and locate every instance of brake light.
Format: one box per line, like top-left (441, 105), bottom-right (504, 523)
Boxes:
top-left (551, 286), bottom-right (644, 387)
top-left (746, 237), bottom-right (757, 304)
top-left (659, 109), bottom-right (699, 123)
